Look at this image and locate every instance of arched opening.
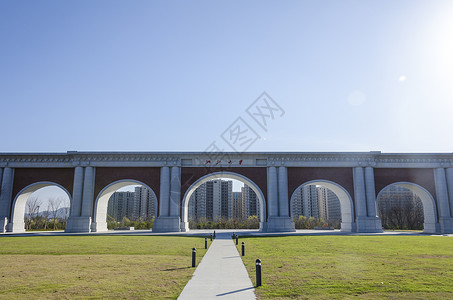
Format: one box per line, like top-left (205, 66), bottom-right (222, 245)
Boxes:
top-left (10, 182), bottom-right (71, 233)
top-left (377, 182), bottom-right (437, 233)
top-left (290, 180), bottom-right (354, 232)
top-left (92, 179), bottom-right (158, 232)
top-left (181, 172), bottom-right (266, 232)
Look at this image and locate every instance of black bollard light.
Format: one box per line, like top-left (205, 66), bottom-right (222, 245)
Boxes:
top-left (213, 231), bottom-right (216, 239)
top-left (210, 234), bottom-right (213, 241)
top-left (256, 259), bottom-right (262, 287)
top-left (192, 248), bottom-right (197, 267)
top-left (241, 242), bottom-right (245, 256)
top-left (236, 235), bottom-right (238, 245)
top-left (205, 237), bottom-right (208, 249)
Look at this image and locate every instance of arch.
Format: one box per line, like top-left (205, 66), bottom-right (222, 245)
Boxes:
top-left (290, 179), bottom-right (355, 232)
top-left (181, 171), bottom-right (267, 232)
top-left (9, 182), bottom-right (72, 233)
top-left (91, 179), bottom-right (158, 232)
top-left (376, 182), bottom-right (438, 233)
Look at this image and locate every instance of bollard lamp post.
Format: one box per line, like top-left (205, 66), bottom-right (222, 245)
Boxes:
top-left (192, 248), bottom-right (197, 267)
top-left (256, 259), bottom-right (262, 287)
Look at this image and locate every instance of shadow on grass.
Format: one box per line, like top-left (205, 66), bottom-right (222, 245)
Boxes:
top-left (163, 266), bottom-right (192, 271)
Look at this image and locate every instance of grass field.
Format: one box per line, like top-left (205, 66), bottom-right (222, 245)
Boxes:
top-left (0, 235), bottom-right (208, 299)
top-left (238, 236), bottom-right (453, 299)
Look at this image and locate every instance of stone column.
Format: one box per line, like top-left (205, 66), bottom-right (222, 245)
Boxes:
top-left (353, 167), bottom-right (367, 218)
top-left (82, 167), bottom-right (95, 218)
top-left (159, 166), bottom-right (170, 217)
top-left (434, 168), bottom-right (453, 233)
top-left (170, 166), bottom-right (181, 217)
top-left (65, 166), bottom-right (85, 232)
top-left (71, 166), bottom-right (84, 217)
top-left (266, 166), bottom-right (295, 232)
top-left (0, 167), bottom-right (14, 233)
top-left (353, 166), bottom-right (381, 232)
top-left (267, 166), bottom-right (278, 217)
top-left (446, 168), bottom-right (453, 217)
top-left (153, 165), bottom-right (180, 232)
top-left (278, 166), bottom-right (289, 217)
top-left (0, 168), bottom-right (3, 195)
top-left (364, 167), bottom-right (377, 217)
top-left (364, 167), bottom-right (382, 232)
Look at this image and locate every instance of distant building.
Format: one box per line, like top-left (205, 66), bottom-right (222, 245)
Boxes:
top-left (292, 185), bottom-right (341, 221)
top-left (188, 183), bottom-right (207, 220)
top-left (317, 186), bottom-right (341, 221)
top-left (243, 184), bottom-right (259, 219)
top-left (292, 185), bottom-right (318, 218)
top-left (232, 192), bottom-right (244, 220)
top-left (378, 185), bottom-right (423, 214)
top-left (107, 186), bottom-right (156, 221)
top-left (133, 186), bottom-right (155, 221)
top-left (188, 179), bottom-right (233, 221)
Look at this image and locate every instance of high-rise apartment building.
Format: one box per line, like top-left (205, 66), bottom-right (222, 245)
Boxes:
top-left (232, 191), bottom-right (245, 220)
top-left (107, 186), bottom-right (156, 222)
top-left (133, 186), bottom-right (156, 221)
top-left (188, 179), bottom-right (233, 221)
top-left (292, 185), bottom-right (341, 221)
top-left (378, 185), bottom-right (423, 214)
top-left (243, 184), bottom-right (260, 218)
top-left (317, 186), bottom-right (341, 221)
top-left (292, 185), bottom-right (319, 218)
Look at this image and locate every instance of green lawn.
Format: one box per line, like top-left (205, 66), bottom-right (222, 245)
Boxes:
top-left (0, 236), bottom-right (208, 299)
top-left (238, 236), bottom-right (453, 299)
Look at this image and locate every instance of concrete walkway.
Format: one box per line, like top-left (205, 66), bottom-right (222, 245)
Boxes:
top-left (178, 232), bottom-right (256, 300)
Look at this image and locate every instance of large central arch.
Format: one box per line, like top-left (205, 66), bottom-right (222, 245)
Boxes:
top-left (10, 182), bottom-right (72, 233)
top-left (181, 171), bottom-right (267, 232)
top-left (91, 179), bottom-right (158, 232)
top-left (376, 182), bottom-right (438, 233)
top-left (290, 179), bottom-right (355, 232)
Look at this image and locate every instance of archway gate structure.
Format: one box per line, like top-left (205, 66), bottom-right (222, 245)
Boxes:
top-left (1, 151), bottom-right (453, 234)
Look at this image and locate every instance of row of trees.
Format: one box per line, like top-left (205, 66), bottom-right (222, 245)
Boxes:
top-left (25, 197), bottom-right (69, 231)
top-left (107, 216), bottom-right (155, 230)
top-left (293, 216), bottom-right (340, 229)
top-left (189, 216), bottom-right (260, 229)
top-left (379, 200), bottom-right (424, 230)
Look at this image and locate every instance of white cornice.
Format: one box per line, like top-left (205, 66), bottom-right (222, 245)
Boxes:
top-left (0, 151), bottom-right (452, 168)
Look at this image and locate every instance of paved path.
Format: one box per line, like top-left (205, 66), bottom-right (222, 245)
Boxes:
top-left (178, 232), bottom-right (256, 300)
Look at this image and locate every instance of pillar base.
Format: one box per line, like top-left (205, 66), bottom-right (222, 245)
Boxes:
top-left (259, 221), bottom-right (267, 232)
top-left (439, 217), bottom-right (453, 234)
top-left (65, 217), bottom-right (92, 233)
top-left (266, 217), bottom-right (295, 232)
top-left (91, 221), bottom-right (108, 232)
top-left (180, 221), bottom-right (189, 232)
top-left (0, 217), bottom-right (8, 233)
top-left (7, 221), bottom-right (25, 233)
top-left (340, 221), bottom-right (355, 232)
top-left (355, 217), bottom-right (383, 233)
top-left (152, 217), bottom-right (181, 232)
top-left (423, 222), bottom-right (441, 234)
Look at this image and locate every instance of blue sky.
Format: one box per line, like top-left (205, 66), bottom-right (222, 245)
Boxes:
top-left (1, 0), bottom-right (453, 153)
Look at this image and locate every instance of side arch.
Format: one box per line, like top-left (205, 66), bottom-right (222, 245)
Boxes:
top-left (376, 182), bottom-right (438, 233)
top-left (290, 179), bottom-right (355, 232)
top-left (181, 171), bottom-right (267, 232)
top-left (91, 179), bottom-right (158, 232)
top-left (9, 182), bottom-right (72, 233)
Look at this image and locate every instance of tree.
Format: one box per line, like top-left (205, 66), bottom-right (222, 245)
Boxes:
top-left (49, 197), bottom-right (62, 230)
top-left (121, 216), bottom-right (131, 227)
top-left (43, 203), bottom-right (50, 230)
top-left (26, 197), bottom-right (42, 230)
